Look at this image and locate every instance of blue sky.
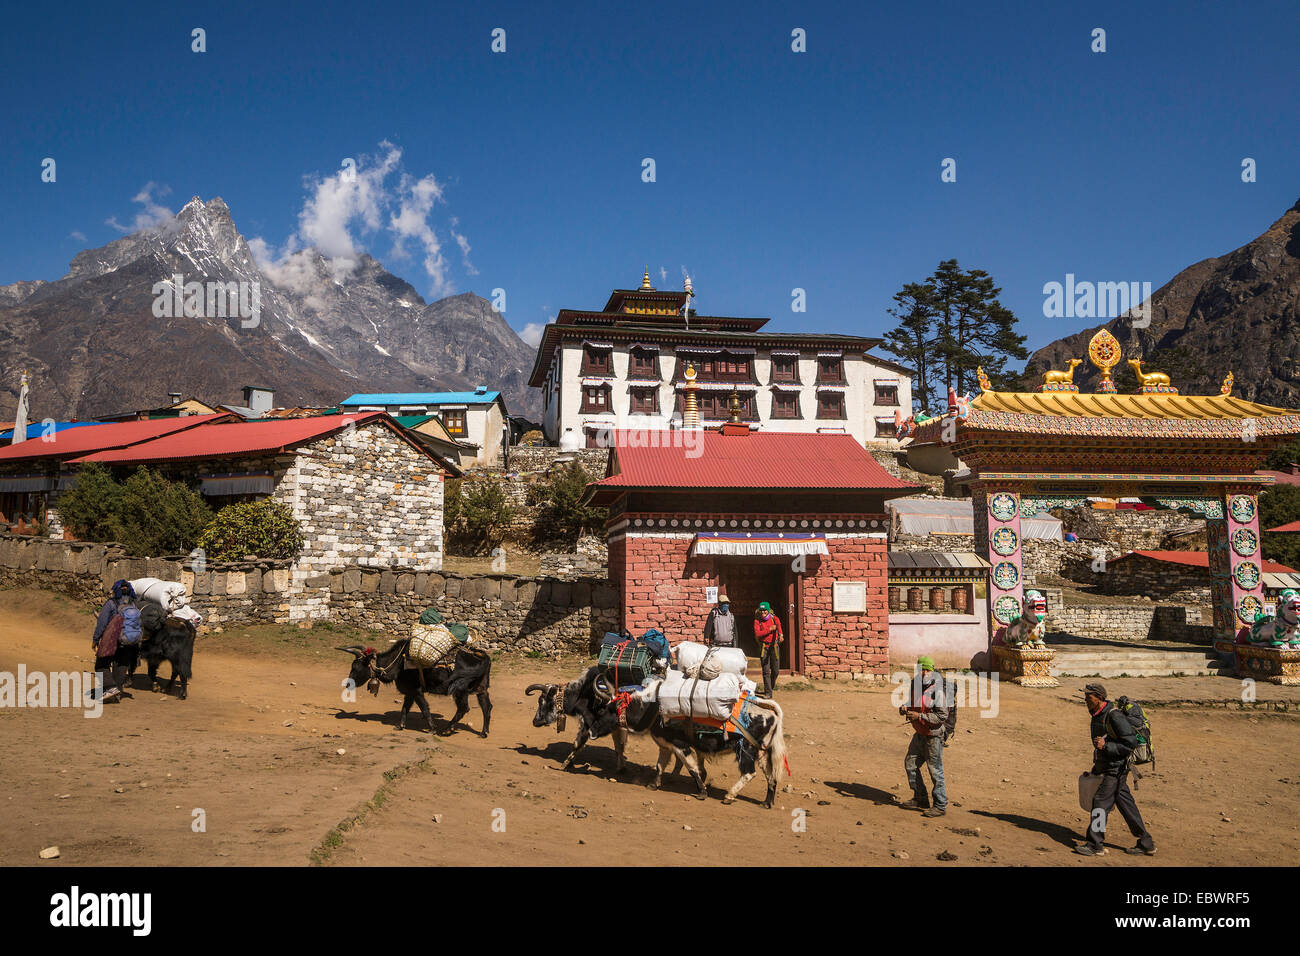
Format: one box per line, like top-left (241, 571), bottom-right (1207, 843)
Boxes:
top-left (2, 0), bottom-right (1297, 361)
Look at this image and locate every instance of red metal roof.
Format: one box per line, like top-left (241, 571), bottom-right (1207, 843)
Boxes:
top-left (1267, 520), bottom-right (1300, 533)
top-left (1119, 550), bottom-right (1296, 574)
top-left (590, 429), bottom-right (918, 494)
top-left (0, 414), bottom-right (232, 462)
top-left (70, 412), bottom-right (397, 465)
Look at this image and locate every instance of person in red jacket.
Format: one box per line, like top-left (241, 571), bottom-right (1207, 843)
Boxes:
top-left (754, 601), bottom-right (783, 696)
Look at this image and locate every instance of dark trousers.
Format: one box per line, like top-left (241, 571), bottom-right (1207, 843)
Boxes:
top-left (1086, 769), bottom-right (1154, 851)
top-left (94, 644), bottom-right (139, 695)
top-left (761, 643), bottom-right (780, 695)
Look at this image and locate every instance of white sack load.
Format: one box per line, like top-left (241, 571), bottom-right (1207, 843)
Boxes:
top-left (408, 623), bottom-right (459, 667)
top-left (674, 641), bottom-right (747, 679)
top-left (653, 669), bottom-right (758, 721)
top-left (130, 578), bottom-right (190, 612)
top-left (169, 605), bottom-right (204, 626)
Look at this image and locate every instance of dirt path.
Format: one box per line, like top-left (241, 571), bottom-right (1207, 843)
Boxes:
top-left (2, 588), bottom-right (1298, 866)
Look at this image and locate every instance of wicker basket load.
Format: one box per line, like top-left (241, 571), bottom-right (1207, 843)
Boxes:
top-left (409, 623), bottom-right (460, 667)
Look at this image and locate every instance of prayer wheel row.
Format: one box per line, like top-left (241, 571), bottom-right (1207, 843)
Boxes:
top-left (887, 585), bottom-right (972, 612)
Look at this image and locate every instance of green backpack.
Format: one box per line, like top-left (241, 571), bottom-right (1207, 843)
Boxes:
top-left (1112, 696), bottom-right (1154, 769)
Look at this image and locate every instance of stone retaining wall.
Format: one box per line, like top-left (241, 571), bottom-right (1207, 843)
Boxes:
top-left (1045, 601), bottom-right (1214, 645)
top-left (0, 533), bottom-right (618, 653)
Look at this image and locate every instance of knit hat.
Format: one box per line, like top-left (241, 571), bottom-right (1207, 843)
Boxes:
top-left (917, 655), bottom-right (935, 671)
top-left (1080, 682), bottom-right (1107, 700)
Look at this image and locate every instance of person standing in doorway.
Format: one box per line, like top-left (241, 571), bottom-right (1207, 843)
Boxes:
top-left (899, 655), bottom-right (948, 818)
top-left (1076, 683), bottom-right (1156, 857)
top-left (754, 601), bottom-right (783, 696)
top-left (703, 591), bottom-right (736, 647)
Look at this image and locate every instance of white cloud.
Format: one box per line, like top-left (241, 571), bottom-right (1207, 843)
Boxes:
top-left (105, 182), bottom-right (176, 234)
top-left (519, 322), bottom-right (545, 347)
top-left (252, 142), bottom-right (468, 300)
top-left (69, 230), bottom-right (86, 242)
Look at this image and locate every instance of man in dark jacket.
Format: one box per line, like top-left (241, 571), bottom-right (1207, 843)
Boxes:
top-left (1076, 683), bottom-right (1156, 856)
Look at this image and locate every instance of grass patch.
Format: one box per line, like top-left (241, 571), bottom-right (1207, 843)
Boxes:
top-left (309, 755), bottom-right (438, 866)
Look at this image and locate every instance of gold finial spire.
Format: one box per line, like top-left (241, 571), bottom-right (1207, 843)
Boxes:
top-left (640, 268), bottom-right (652, 290)
top-left (682, 362), bottom-right (700, 429)
top-left (728, 386), bottom-right (742, 424)
top-left (1087, 329), bottom-right (1122, 393)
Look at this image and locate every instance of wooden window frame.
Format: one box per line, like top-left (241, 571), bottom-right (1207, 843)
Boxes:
top-left (582, 346), bottom-right (613, 375)
top-left (816, 390), bottom-right (846, 420)
top-left (580, 384), bottom-right (612, 413)
top-left (443, 409), bottom-right (467, 436)
top-left (629, 347), bottom-right (660, 378)
top-left (771, 355), bottom-right (800, 384)
top-left (628, 386), bottom-right (659, 415)
top-left (815, 356), bottom-right (845, 385)
top-left (771, 391), bottom-right (801, 420)
top-left (874, 382), bottom-right (900, 406)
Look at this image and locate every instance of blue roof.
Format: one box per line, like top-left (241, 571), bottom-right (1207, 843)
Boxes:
top-left (339, 392), bottom-right (501, 406)
top-left (1, 421), bottom-right (101, 442)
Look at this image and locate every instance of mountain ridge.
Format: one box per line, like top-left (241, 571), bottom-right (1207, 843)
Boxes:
top-left (0, 197), bottom-right (540, 422)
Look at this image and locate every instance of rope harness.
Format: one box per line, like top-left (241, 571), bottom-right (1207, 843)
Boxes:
top-left (554, 684), bottom-right (567, 733)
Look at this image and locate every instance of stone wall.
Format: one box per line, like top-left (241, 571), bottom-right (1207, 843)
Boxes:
top-left (1092, 554), bottom-right (1212, 603)
top-left (1060, 504), bottom-right (1205, 551)
top-left (0, 533), bottom-right (618, 653)
top-left (1043, 599), bottom-right (1214, 645)
top-left (889, 534), bottom-right (1123, 586)
top-left (503, 445), bottom-right (609, 476)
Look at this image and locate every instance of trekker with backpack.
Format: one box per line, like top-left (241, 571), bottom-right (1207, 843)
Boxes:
top-left (91, 581), bottom-right (141, 702)
top-left (898, 655), bottom-right (948, 818)
top-left (1076, 683), bottom-right (1156, 857)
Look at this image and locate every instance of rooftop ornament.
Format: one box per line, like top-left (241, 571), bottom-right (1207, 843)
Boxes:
top-left (1128, 359), bottom-right (1179, 395)
top-left (1039, 358), bottom-right (1081, 393)
top-left (1087, 328), bottom-right (1122, 393)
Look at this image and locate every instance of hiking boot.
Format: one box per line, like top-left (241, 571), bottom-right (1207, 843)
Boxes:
top-left (922, 807), bottom-right (947, 818)
top-left (1125, 844), bottom-right (1157, 856)
top-left (1074, 844), bottom-right (1107, 856)
top-left (899, 798), bottom-right (930, 811)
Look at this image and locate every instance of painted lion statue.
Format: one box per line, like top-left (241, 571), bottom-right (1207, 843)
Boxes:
top-left (1244, 589), bottom-right (1300, 647)
top-left (1001, 589), bottom-right (1048, 648)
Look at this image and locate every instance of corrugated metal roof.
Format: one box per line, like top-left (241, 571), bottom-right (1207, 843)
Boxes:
top-left (591, 430), bottom-right (918, 492)
top-left (1267, 520), bottom-right (1300, 532)
top-left (69, 412), bottom-right (394, 465)
top-left (888, 551), bottom-right (990, 570)
top-left (0, 414), bottom-right (231, 462)
top-left (340, 392), bottom-right (500, 406)
top-left (1, 421), bottom-right (99, 442)
top-left (1118, 550), bottom-right (1296, 574)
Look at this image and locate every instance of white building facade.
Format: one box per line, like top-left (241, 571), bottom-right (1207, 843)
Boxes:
top-left (339, 388), bottom-right (509, 467)
top-left (529, 274), bottom-right (913, 448)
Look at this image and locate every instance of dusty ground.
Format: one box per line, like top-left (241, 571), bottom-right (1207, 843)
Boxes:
top-left (2, 587), bottom-right (1298, 867)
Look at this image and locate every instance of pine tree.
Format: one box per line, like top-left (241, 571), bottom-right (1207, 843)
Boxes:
top-left (882, 260), bottom-right (1029, 404)
top-left (882, 283), bottom-right (938, 413)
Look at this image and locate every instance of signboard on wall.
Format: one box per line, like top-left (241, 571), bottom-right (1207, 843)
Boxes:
top-left (833, 581), bottom-right (867, 613)
top-left (705, 586), bottom-right (719, 604)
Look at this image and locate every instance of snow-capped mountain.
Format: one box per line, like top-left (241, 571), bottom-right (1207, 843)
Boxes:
top-left (0, 197), bottom-right (540, 421)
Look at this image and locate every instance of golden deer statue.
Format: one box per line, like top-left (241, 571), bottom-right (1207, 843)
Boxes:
top-left (1041, 358), bottom-right (1082, 387)
top-left (1127, 359), bottom-right (1171, 388)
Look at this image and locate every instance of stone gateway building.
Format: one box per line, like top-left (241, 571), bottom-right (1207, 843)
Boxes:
top-left (585, 426), bottom-right (918, 679)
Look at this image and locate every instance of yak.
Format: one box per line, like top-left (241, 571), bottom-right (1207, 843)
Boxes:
top-left (338, 640), bottom-right (492, 736)
top-left (527, 667), bottom-right (660, 773)
top-left (648, 696), bottom-right (789, 807)
top-left (135, 604), bottom-right (195, 700)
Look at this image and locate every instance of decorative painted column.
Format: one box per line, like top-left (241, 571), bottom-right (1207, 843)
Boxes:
top-left (978, 482), bottom-right (1057, 686)
top-left (1223, 489), bottom-right (1263, 634)
top-left (982, 484), bottom-right (1025, 631)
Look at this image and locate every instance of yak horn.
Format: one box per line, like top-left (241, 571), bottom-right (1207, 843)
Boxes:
top-left (524, 683), bottom-right (548, 696)
top-left (336, 645), bottom-right (365, 657)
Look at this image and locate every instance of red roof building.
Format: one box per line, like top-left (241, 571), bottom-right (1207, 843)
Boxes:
top-left (585, 426), bottom-right (920, 679)
top-left (0, 413), bottom-right (448, 588)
